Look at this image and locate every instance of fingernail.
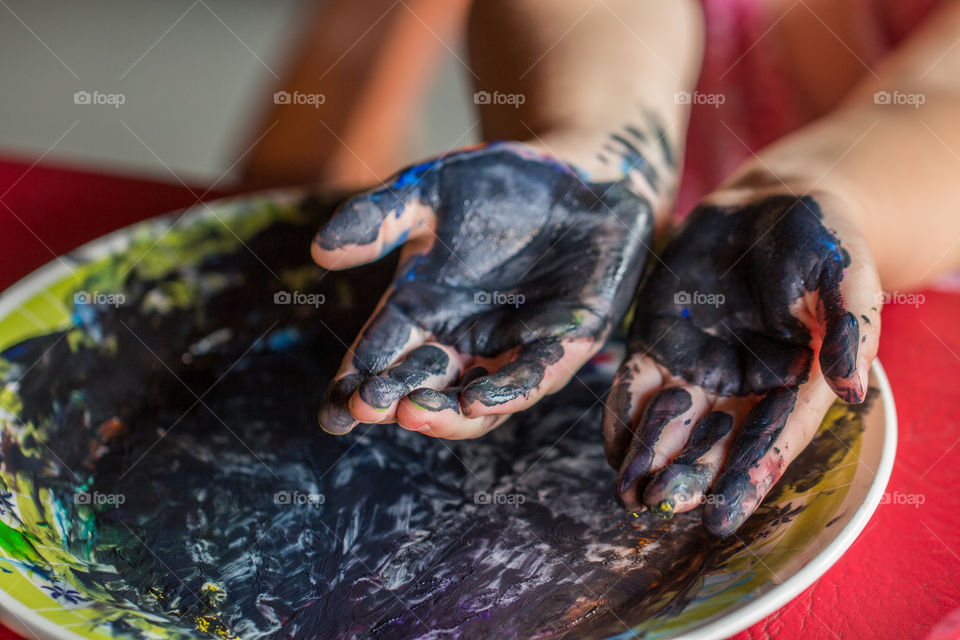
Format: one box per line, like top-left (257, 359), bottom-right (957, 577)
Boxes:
top-left (407, 388), bottom-right (460, 413)
top-left (315, 200), bottom-right (383, 250)
top-left (643, 464), bottom-right (712, 514)
top-left (702, 474), bottom-right (758, 537)
top-left (616, 459), bottom-right (649, 511)
top-left (405, 423), bottom-right (431, 434)
top-left (359, 376), bottom-right (408, 409)
top-left (318, 374), bottom-right (363, 434)
top-left (837, 358), bottom-right (869, 404)
top-left (462, 357), bottom-right (551, 407)
top-left (857, 359), bottom-right (870, 400)
top-left (461, 375), bottom-right (522, 407)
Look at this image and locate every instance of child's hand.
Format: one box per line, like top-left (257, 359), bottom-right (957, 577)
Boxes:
top-left (603, 190), bottom-right (881, 536)
top-left (313, 142), bottom-right (655, 439)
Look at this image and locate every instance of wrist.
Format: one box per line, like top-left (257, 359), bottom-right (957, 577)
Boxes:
top-left (711, 161), bottom-right (870, 232)
top-left (703, 167), bottom-right (882, 294)
top-left (521, 124), bottom-right (682, 231)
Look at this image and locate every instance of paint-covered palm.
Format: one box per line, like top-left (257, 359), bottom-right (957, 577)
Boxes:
top-left (313, 142), bottom-right (654, 439)
top-left (603, 193), bottom-right (882, 536)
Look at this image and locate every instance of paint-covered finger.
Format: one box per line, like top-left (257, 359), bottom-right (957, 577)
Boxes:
top-left (396, 367), bottom-right (505, 439)
top-left (642, 408), bottom-right (736, 517)
top-left (602, 354), bottom-right (665, 470)
top-left (311, 162), bottom-right (439, 269)
top-left (350, 343), bottom-right (461, 423)
top-left (349, 301), bottom-right (424, 377)
top-left (318, 373), bottom-right (364, 435)
top-left (615, 385), bottom-right (709, 511)
top-left (701, 384), bottom-right (833, 537)
top-left (816, 260), bottom-right (865, 403)
top-left (317, 295), bottom-right (422, 431)
top-left (459, 338), bottom-right (597, 417)
top-left (397, 392), bottom-right (504, 440)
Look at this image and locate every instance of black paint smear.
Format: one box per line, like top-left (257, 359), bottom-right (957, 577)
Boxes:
top-left (460, 340), bottom-right (564, 407)
top-left (610, 133), bottom-right (661, 192)
top-left (407, 387), bottom-right (460, 413)
top-left (650, 116), bottom-right (676, 170)
top-left (616, 387), bottom-right (693, 505)
top-left (673, 411), bottom-right (734, 465)
top-left (602, 365), bottom-right (637, 470)
top-left (819, 308), bottom-right (861, 401)
top-left (630, 195), bottom-right (858, 398)
top-left (624, 125), bottom-right (648, 143)
top-left (351, 303), bottom-right (417, 376)
top-left (314, 198), bottom-right (393, 250)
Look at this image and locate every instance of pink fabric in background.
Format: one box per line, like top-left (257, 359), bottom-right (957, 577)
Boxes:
top-left (678, 0), bottom-right (943, 214)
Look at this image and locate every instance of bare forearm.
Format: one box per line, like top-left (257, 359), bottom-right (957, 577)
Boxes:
top-left (721, 1), bottom-right (960, 291)
top-left (468, 0), bottom-right (703, 222)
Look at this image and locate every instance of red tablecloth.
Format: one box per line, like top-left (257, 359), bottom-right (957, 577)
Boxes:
top-left (1, 157), bottom-right (958, 640)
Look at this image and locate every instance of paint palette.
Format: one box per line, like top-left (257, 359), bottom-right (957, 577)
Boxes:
top-left (0, 190), bottom-right (895, 640)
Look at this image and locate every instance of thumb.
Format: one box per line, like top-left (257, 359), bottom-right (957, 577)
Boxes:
top-left (312, 160), bottom-right (439, 270)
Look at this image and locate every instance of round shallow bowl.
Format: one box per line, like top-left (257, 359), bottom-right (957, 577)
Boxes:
top-left (0, 190), bottom-right (896, 640)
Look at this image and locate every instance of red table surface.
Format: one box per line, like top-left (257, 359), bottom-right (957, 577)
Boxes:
top-left (0, 156), bottom-right (958, 640)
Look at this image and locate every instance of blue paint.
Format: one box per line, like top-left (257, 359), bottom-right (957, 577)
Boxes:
top-left (379, 228), bottom-right (410, 258)
top-left (265, 327), bottom-right (302, 352)
top-left (1, 343), bottom-right (31, 360)
top-left (391, 159), bottom-right (436, 191)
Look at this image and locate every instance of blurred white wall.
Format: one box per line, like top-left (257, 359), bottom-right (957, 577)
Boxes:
top-left (0, 0), bottom-right (474, 186)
